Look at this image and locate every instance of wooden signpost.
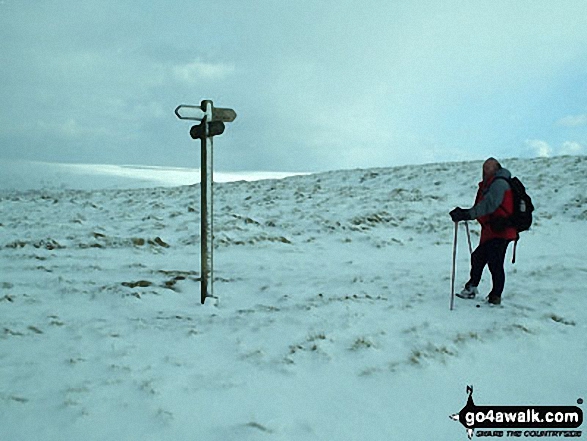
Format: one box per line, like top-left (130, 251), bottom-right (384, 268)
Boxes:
top-left (174, 100), bottom-right (237, 304)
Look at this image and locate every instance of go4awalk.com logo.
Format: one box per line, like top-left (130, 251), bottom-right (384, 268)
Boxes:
top-left (450, 386), bottom-right (583, 439)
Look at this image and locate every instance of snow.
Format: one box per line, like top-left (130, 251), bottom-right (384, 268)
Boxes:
top-left (1, 155), bottom-right (586, 440)
top-left (0, 160), bottom-right (306, 191)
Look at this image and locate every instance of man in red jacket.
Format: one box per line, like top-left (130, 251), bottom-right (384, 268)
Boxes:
top-left (450, 158), bottom-right (518, 305)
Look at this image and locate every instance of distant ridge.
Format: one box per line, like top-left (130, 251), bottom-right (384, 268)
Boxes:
top-left (0, 160), bottom-right (307, 191)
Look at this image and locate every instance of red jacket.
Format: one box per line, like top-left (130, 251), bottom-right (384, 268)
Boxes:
top-left (471, 170), bottom-right (518, 244)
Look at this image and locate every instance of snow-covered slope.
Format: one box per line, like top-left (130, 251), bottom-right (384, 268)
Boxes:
top-left (1, 156), bottom-right (586, 440)
top-left (0, 160), bottom-right (305, 191)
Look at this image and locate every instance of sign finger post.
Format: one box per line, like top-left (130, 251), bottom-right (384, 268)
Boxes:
top-left (174, 100), bottom-right (237, 304)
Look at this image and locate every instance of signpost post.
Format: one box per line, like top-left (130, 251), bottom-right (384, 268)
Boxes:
top-left (174, 100), bottom-right (236, 304)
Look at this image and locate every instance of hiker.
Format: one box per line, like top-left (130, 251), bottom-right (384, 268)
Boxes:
top-left (449, 158), bottom-right (518, 305)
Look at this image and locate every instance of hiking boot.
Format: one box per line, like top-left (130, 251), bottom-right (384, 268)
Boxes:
top-left (486, 295), bottom-right (501, 305)
top-left (456, 285), bottom-right (478, 299)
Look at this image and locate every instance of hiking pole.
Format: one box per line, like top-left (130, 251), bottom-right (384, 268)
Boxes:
top-left (450, 221), bottom-right (458, 311)
top-left (465, 221), bottom-right (472, 255)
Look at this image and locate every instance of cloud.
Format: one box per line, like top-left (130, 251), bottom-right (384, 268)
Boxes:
top-left (523, 139), bottom-right (552, 158)
top-left (556, 114), bottom-right (587, 127)
top-left (172, 59), bottom-right (235, 84)
top-left (522, 139), bottom-right (585, 158)
top-left (559, 141), bottom-right (585, 156)
top-left (35, 118), bottom-right (112, 139)
top-left (3, 0), bottom-right (587, 171)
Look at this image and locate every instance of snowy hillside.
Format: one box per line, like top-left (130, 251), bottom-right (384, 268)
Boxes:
top-left (1, 156), bottom-right (586, 440)
top-left (0, 160), bottom-right (305, 191)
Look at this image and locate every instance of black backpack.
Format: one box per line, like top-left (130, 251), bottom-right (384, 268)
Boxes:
top-left (495, 176), bottom-right (534, 263)
top-left (495, 176), bottom-right (534, 233)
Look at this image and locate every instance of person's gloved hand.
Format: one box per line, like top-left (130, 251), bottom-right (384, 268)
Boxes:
top-left (449, 207), bottom-right (471, 222)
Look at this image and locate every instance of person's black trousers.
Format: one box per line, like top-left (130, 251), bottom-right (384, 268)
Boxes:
top-left (466, 238), bottom-right (510, 299)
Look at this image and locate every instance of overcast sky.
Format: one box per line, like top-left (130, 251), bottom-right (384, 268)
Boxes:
top-left (1, 0), bottom-right (586, 173)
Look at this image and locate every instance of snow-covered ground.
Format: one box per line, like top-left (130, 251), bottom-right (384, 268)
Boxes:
top-left (1, 156), bottom-right (586, 440)
top-left (0, 160), bottom-right (305, 191)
